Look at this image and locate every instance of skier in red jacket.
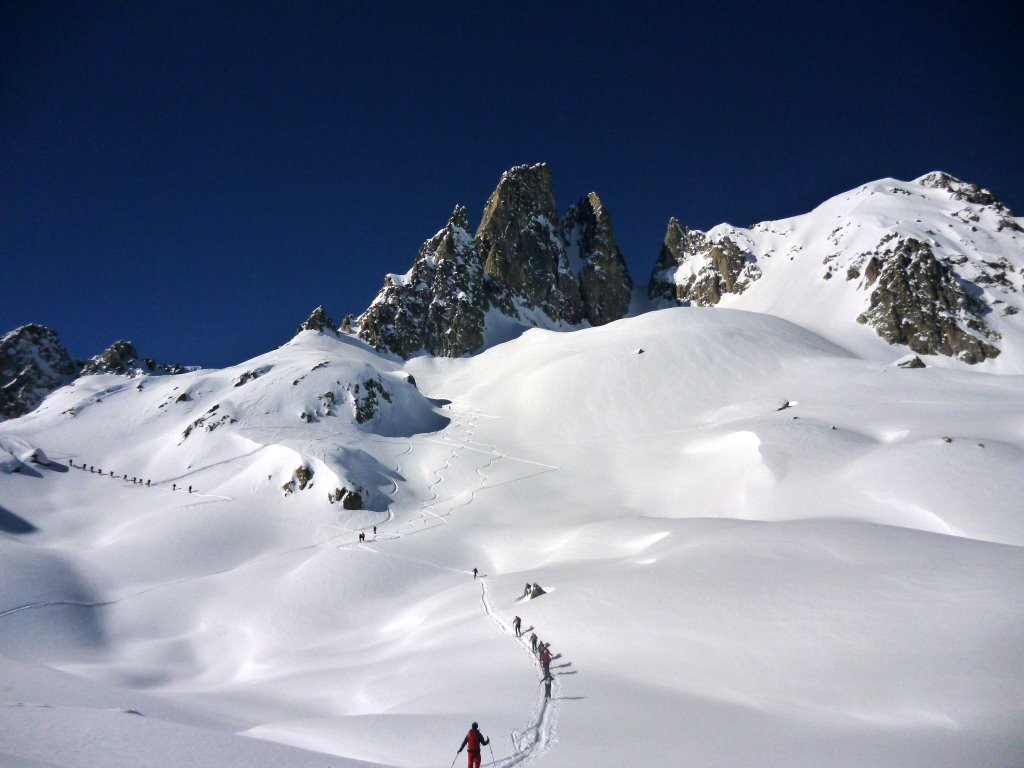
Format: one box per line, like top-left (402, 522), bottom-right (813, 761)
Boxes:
top-left (457, 722), bottom-right (490, 768)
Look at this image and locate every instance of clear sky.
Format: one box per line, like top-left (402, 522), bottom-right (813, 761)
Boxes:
top-left (3, 0), bottom-right (1021, 368)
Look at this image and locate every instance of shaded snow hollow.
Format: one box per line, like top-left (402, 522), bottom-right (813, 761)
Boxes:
top-left (1, 309), bottom-right (1022, 768)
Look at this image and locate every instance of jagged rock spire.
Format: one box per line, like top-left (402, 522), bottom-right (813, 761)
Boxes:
top-left (359, 163), bottom-right (635, 359)
top-left (562, 192), bottom-right (633, 325)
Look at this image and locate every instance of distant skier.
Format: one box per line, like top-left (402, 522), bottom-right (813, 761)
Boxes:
top-left (456, 722), bottom-right (490, 768)
top-left (373, 525), bottom-right (377, 536)
top-left (359, 532), bottom-right (366, 543)
top-left (543, 671), bottom-right (553, 699)
top-left (473, 567), bottom-right (478, 579)
top-left (513, 616), bottom-right (522, 637)
top-left (540, 644), bottom-right (552, 675)
top-left (530, 633), bottom-right (538, 654)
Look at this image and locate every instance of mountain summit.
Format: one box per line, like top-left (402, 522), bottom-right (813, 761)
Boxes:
top-left (648, 171), bottom-right (1023, 365)
top-left (358, 163), bottom-right (634, 357)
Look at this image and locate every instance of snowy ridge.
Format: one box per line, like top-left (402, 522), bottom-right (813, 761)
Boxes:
top-left (651, 173), bottom-right (1024, 370)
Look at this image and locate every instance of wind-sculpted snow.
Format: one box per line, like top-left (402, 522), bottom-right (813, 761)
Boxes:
top-left (1, 309), bottom-right (1023, 767)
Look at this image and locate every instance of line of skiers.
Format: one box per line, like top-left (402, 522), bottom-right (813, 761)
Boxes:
top-left (453, 620), bottom-right (555, 764)
top-left (67, 459), bottom-right (193, 493)
top-left (512, 614), bottom-right (554, 699)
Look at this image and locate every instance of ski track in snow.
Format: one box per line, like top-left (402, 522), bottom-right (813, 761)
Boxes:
top-left (1, 401), bottom-right (568, 767)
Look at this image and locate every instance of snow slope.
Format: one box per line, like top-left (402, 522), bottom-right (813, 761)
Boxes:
top-left (652, 173), bottom-right (1024, 370)
top-left (1, 310), bottom-right (1022, 767)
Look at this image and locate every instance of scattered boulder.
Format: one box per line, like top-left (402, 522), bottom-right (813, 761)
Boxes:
top-left (328, 487), bottom-right (363, 509)
top-left (897, 356), bottom-right (927, 369)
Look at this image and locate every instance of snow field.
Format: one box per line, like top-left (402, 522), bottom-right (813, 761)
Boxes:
top-left (2, 308), bottom-right (1023, 766)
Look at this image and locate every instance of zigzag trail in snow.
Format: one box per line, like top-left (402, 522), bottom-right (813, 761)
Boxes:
top-left (1, 402), bottom-right (567, 765)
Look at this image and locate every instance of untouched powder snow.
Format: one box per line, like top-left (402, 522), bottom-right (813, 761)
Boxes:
top-left (1, 310), bottom-right (1022, 767)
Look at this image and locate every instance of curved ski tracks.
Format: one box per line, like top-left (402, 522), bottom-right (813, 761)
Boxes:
top-left (1, 401), bottom-right (566, 766)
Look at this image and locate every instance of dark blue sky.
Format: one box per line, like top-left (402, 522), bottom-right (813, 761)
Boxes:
top-left (3, 1), bottom-right (1021, 367)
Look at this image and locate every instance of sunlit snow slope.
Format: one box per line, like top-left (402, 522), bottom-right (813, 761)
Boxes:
top-left (2, 309), bottom-right (1022, 768)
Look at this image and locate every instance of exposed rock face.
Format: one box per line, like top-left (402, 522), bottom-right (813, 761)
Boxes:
top-left (359, 164), bottom-right (634, 358)
top-left (80, 340), bottom-right (187, 377)
top-left (917, 172), bottom-right (1000, 207)
top-left (476, 163), bottom-right (584, 323)
top-left (296, 306), bottom-right (339, 336)
top-left (648, 220), bottom-right (762, 306)
top-left (562, 192), bottom-right (634, 325)
top-left (856, 238), bottom-right (1001, 363)
top-left (0, 324), bottom-right (79, 420)
top-left (359, 206), bottom-right (486, 357)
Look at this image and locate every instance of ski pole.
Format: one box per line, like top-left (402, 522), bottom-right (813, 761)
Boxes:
top-left (449, 752), bottom-right (459, 768)
top-left (489, 743), bottom-right (496, 765)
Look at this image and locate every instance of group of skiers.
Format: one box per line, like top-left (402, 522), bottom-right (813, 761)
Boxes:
top-left (67, 459), bottom-right (193, 493)
top-left (512, 614), bottom-right (555, 698)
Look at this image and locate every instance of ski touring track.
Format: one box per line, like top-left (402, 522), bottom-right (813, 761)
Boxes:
top-left (2, 402), bottom-right (568, 766)
top-left (340, 403), bottom-right (565, 765)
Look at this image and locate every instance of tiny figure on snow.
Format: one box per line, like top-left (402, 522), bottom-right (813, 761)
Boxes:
top-left (359, 532), bottom-right (366, 543)
top-left (188, 485), bottom-right (192, 493)
top-left (543, 671), bottom-right (553, 699)
top-left (456, 722), bottom-right (490, 768)
top-left (530, 632), bottom-right (538, 654)
top-left (473, 567), bottom-right (478, 579)
top-left (513, 616), bottom-right (522, 637)
top-left (540, 644), bottom-right (552, 675)
top-left (373, 525), bottom-right (377, 536)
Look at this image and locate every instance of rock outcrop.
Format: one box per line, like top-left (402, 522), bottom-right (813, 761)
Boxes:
top-left (0, 324), bottom-right (80, 420)
top-left (359, 164), bottom-right (634, 358)
top-left (562, 192), bottom-right (634, 325)
top-left (855, 238), bottom-right (1001, 363)
top-left (476, 163), bottom-right (584, 323)
top-left (295, 306), bottom-right (340, 336)
top-left (80, 340), bottom-right (187, 377)
top-left (648, 219), bottom-right (762, 306)
top-left (359, 206), bottom-right (487, 357)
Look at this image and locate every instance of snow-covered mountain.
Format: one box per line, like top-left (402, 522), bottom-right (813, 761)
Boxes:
top-left (649, 171), bottom-right (1024, 369)
top-left (0, 324), bottom-right (80, 421)
top-left (1, 326), bottom-right (187, 422)
top-left (360, 166), bottom-right (1023, 369)
top-left (2, 169), bottom-right (1023, 767)
top-left (2, 307), bottom-right (1023, 767)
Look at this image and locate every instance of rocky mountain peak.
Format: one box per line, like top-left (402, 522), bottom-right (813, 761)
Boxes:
top-left (474, 163), bottom-right (575, 319)
top-left (296, 306), bottom-right (339, 336)
top-left (478, 163), bottom-right (557, 231)
top-left (80, 340), bottom-right (187, 377)
top-left (358, 201), bottom-right (487, 359)
top-left (562, 191), bottom-right (634, 325)
top-left (916, 171), bottom-right (1002, 207)
top-left (0, 324), bottom-right (79, 421)
top-left (447, 204), bottom-right (471, 233)
top-left (359, 164), bottom-right (638, 358)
